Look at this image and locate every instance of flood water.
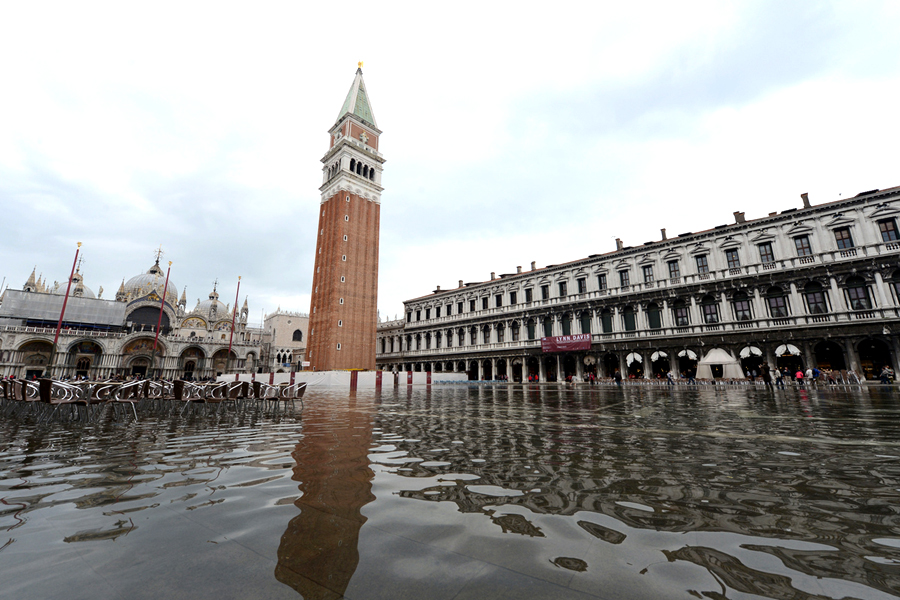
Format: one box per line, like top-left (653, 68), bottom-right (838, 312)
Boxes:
top-left (2, 385), bottom-right (900, 599)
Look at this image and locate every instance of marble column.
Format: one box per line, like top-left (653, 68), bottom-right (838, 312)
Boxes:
top-left (643, 350), bottom-right (652, 379)
top-left (843, 339), bottom-right (861, 374)
top-left (539, 356), bottom-right (547, 383)
top-left (576, 355), bottom-right (584, 381)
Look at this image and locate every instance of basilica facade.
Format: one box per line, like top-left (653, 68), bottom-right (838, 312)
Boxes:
top-left (0, 259), bottom-right (260, 380)
top-left (377, 186), bottom-right (900, 381)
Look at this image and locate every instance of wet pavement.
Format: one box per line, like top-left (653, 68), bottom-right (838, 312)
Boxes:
top-left (2, 384), bottom-right (900, 599)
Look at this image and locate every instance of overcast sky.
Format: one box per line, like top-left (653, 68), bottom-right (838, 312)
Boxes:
top-left (1, 1), bottom-right (898, 324)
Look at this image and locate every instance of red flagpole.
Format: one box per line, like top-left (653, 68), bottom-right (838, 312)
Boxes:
top-left (53, 242), bottom-right (81, 348)
top-left (227, 276), bottom-right (241, 370)
top-left (152, 261), bottom-right (172, 353)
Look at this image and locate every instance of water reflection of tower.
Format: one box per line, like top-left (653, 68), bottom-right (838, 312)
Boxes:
top-left (275, 396), bottom-right (375, 599)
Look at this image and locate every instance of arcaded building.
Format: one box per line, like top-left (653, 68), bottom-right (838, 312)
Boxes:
top-left (0, 259), bottom-right (259, 379)
top-left (307, 65), bottom-right (383, 371)
top-left (377, 186), bottom-right (900, 381)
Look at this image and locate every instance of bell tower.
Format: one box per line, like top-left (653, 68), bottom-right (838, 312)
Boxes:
top-left (307, 64), bottom-right (384, 371)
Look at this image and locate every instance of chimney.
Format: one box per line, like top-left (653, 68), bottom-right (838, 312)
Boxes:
top-left (517, 265), bottom-right (522, 274)
top-left (458, 280), bottom-right (463, 288)
top-left (531, 261), bottom-right (536, 271)
top-left (733, 211), bottom-right (746, 224)
top-left (801, 193), bottom-right (810, 208)
top-left (490, 272), bottom-right (496, 280)
top-left (435, 285), bottom-right (441, 292)
top-left (660, 228), bottom-right (667, 240)
top-left (615, 238), bottom-right (624, 251)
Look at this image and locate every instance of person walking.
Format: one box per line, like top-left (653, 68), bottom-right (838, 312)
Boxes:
top-left (614, 368), bottom-right (622, 387)
top-left (761, 363), bottom-right (772, 388)
top-left (666, 370), bottom-right (675, 386)
top-left (795, 369), bottom-right (805, 387)
top-left (774, 367), bottom-right (784, 388)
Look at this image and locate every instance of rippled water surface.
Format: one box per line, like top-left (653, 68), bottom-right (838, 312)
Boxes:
top-left (3, 385), bottom-right (900, 599)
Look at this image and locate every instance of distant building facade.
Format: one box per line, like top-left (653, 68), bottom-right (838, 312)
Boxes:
top-left (260, 309), bottom-right (309, 372)
top-left (377, 187), bottom-right (900, 381)
top-left (307, 66), bottom-right (383, 371)
top-left (0, 259), bottom-right (259, 379)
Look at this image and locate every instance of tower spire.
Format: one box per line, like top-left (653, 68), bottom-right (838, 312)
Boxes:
top-left (337, 64), bottom-right (377, 128)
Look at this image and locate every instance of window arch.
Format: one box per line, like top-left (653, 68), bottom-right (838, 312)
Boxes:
top-left (700, 295), bottom-right (719, 324)
top-left (766, 286), bottom-right (789, 318)
top-left (646, 302), bottom-right (662, 329)
top-left (804, 282), bottom-right (828, 314)
top-left (292, 329), bottom-right (303, 342)
top-left (349, 158), bottom-right (356, 172)
top-left (671, 299), bottom-right (689, 326)
top-left (845, 276), bottom-right (871, 310)
top-left (600, 308), bottom-right (613, 333)
top-left (732, 292), bottom-right (752, 321)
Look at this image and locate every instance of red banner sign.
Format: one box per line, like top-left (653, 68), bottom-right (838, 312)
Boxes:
top-left (541, 334), bottom-right (592, 353)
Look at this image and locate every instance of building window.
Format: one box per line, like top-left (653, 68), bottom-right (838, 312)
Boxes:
top-left (845, 277), bottom-right (871, 310)
top-left (541, 285), bottom-right (550, 300)
top-left (406, 312), bottom-right (411, 323)
top-left (416, 335), bottom-right (422, 350)
top-left (469, 299), bottom-right (475, 312)
top-left (642, 266), bottom-right (653, 284)
top-left (343, 235), bottom-right (348, 241)
top-left (470, 327), bottom-right (477, 344)
top-left (672, 301), bottom-right (689, 326)
top-left (794, 235), bottom-right (812, 256)
top-left (804, 282), bottom-right (828, 314)
top-left (543, 319), bottom-right (552, 337)
top-left (577, 278), bottom-right (587, 294)
top-left (336, 343), bottom-right (341, 350)
top-left (878, 218), bottom-right (899, 242)
top-left (342, 255), bottom-right (347, 261)
top-left (481, 297), bottom-right (488, 310)
top-left (339, 298), bottom-right (344, 305)
top-left (597, 274), bottom-right (607, 291)
top-left (622, 307), bottom-right (636, 331)
top-left (340, 276), bottom-right (345, 282)
top-left (524, 288), bottom-right (533, 302)
top-left (558, 281), bottom-right (567, 297)
top-left (580, 312), bottom-right (591, 334)
top-left (435, 333), bottom-right (441, 348)
top-left (292, 329), bottom-right (303, 342)
top-left (510, 291), bottom-right (517, 304)
top-left (344, 215), bottom-right (349, 221)
top-left (561, 314), bottom-right (571, 335)
top-left (647, 303), bottom-right (661, 329)
top-left (701, 296), bottom-right (719, 323)
top-left (725, 249), bottom-right (740, 269)
top-left (416, 310), bottom-right (421, 320)
top-left (495, 294), bottom-right (502, 307)
top-left (435, 306), bottom-right (441, 318)
top-left (834, 227), bottom-right (854, 249)
top-left (758, 243), bottom-right (774, 264)
top-left (457, 301), bottom-right (463, 314)
top-left (338, 320), bottom-right (342, 327)
top-left (600, 309), bottom-right (613, 333)
top-left (446, 330), bottom-right (452, 347)
top-left (732, 293), bottom-right (752, 321)
top-left (667, 261), bottom-right (680, 279)
top-left (526, 319), bottom-right (536, 340)
top-left (425, 308), bottom-right (431, 319)
top-left (695, 255), bottom-right (709, 274)
top-left (511, 322), bottom-right (520, 341)
top-left (496, 324), bottom-right (505, 343)
top-left (766, 287), bottom-right (789, 318)
top-left (619, 271), bottom-right (630, 287)
top-left (482, 326), bottom-right (490, 344)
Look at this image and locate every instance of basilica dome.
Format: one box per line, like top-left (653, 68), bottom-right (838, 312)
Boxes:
top-left (49, 271), bottom-right (96, 299)
top-left (121, 263), bottom-right (179, 305)
top-left (194, 288), bottom-right (229, 319)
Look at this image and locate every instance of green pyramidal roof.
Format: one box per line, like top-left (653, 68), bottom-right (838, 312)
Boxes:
top-left (337, 68), bottom-right (378, 128)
